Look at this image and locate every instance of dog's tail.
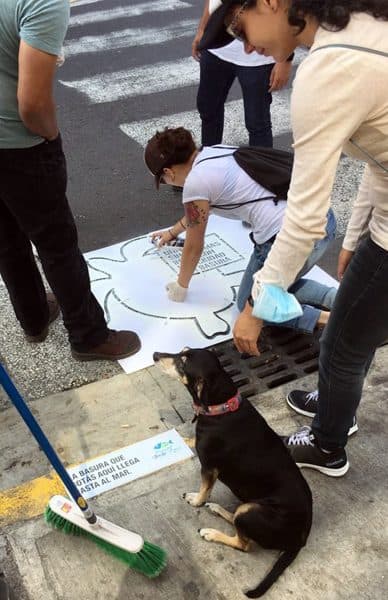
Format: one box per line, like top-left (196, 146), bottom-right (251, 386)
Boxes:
top-left (245, 547), bottom-right (301, 598)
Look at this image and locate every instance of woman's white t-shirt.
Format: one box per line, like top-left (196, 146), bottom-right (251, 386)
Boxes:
top-left (209, 39), bottom-right (275, 68)
top-left (182, 146), bottom-right (286, 245)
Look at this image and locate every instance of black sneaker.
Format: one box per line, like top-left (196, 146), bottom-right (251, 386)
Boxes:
top-left (286, 389), bottom-right (358, 437)
top-left (283, 426), bottom-right (349, 477)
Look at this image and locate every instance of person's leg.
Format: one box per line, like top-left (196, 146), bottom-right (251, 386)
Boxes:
top-left (0, 138), bottom-right (109, 351)
top-left (238, 239), bottom-right (334, 333)
top-left (237, 239), bottom-right (272, 311)
top-left (0, 191), bottom-right (48, 336)
top-left (297, 208), bottom-right (337, 278)
top-left (237, 63), bottom-right (273, 147)
top-left (197, 51), bottom-right (235, 146)
top-left (312, 236), bottom-right (388, 450)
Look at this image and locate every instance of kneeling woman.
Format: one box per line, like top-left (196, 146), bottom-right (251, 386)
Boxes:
top-left (145, 126), bottom-right (336, 333)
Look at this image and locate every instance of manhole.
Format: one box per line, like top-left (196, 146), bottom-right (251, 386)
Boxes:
top-left (209, 326), bottom-right (322, 399)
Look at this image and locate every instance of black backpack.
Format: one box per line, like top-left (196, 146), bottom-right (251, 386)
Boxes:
top-left (195, 145), bottom-right (293, 207)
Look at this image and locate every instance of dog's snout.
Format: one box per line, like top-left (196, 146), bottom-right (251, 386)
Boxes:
top-left (153, 352), bottom-right (161, 362)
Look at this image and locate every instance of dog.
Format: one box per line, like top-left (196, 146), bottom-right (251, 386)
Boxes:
top-left (153, 348), bottom-right (312, 598)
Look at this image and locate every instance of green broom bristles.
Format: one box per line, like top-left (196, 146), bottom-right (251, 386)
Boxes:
top-left (44, 505), bottom-right (167, 578)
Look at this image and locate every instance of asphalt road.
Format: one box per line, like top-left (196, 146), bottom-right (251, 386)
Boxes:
top-left (57, 0), bottom-right (299, 252)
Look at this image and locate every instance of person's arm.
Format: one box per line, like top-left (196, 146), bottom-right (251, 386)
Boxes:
top-left (166, 201), bottom-right (209, 302)
top-left (192, 0), bottom-right (210, 61)
top-left (151, 216), bottom-right (187, 247)
top-left (268, 61), bottom-right (293, 92)
top-left (17, 0), bottom-right (69, 139)
top-left (338, 166), bottom-right (373, 279)
top-left (178, 201), bottom-right (209, 287)
top-left (18, 42), bottom-right (59, 140)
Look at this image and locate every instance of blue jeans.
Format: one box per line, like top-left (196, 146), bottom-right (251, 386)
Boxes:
top-left (312, 236), bottom-right (388, 450)
top-left (197, 50), bottom-right (273, 147)
top-left (237, 209), bottom-right (337, 332)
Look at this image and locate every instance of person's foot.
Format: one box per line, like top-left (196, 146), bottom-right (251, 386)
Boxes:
top-left (24, 292), bottom-right (60, 343)
top-left (283, 426), bottom-right (349, 477)
top-left (286, 389), bottom-right (358, 436)
top-left (71, 330), bottom-right (141, 361)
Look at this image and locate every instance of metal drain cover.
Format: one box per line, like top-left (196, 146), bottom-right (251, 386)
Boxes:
top-left (210, 326), bottom-right (322, 399)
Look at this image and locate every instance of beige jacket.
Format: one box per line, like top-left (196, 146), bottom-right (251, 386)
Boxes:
top-left (258, 13), bottom-right (388, 290)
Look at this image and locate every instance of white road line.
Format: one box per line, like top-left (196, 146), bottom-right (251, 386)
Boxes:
top-left (65, 19), bottom-right (197, 57)
top-left (69, 0), bottom-right (191, 27)
top-left (60, 57), bottom-right (199, 103)
top-left (59, 49), bottom-right (306, 105)
top-left (120, 90), bottom-right (293, 147)
top-left (70, 0), bottom-right (104, 7)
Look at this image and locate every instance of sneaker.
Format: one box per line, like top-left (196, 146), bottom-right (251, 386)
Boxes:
top-left (287, 389), bottom-right (358, 437)
top-left (24, 292), bottom-right (60, 343)
top-left (283, 426), bottom-right (349, 477)
top-left (71, 329), bottom-right (141, 361)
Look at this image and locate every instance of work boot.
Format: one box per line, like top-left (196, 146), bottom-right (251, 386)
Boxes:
top-left (71, 330), bottom-right (141, 361)
top-left (24, 292), bottom-right (60, 343)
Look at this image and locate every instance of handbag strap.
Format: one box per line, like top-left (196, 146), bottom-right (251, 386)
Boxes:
top-left (312, 43), bottom-right (388, 59)
top-left (313, 44), bottom-right (388, 174)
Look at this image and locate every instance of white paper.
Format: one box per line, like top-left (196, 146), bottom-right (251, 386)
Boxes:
top-left (85, 215), bottom-right (338, 374)
top-left (67, 429), bottom-right (194, 499)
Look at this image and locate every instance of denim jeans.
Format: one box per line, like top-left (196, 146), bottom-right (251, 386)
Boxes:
top-left (312, 236), bottom-right (388, 450)
top-left (237, 209), bottom-right (337, 332)
top-left (0, 135), bottom-right (109, 351)
top-left (197, 50), bottom-right (273, 147)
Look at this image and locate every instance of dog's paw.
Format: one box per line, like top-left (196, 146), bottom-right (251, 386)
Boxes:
top-left (199, 528), bottom-right (218, 542)
top-left (205, 502), bottom-right (222, 516)
top-left (183, 492), bottom-right (204, 507)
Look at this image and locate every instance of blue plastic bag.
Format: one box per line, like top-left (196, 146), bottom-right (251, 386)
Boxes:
top-left (252, 284), bottom-right (303, 323)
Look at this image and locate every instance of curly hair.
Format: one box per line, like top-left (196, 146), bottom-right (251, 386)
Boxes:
top-left (152, 127), bottom-right (196, 169)
top-left (287, 0), bottom-right (388, 32)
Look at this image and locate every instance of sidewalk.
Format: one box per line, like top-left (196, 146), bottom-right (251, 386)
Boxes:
top-left (1, 343), bottom-right (387, 600)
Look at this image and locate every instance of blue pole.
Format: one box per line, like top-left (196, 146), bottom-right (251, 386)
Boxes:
top-left (0, 362), bottom-right (96, 523)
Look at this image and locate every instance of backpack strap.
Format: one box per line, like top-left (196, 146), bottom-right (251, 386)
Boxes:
top-left (194, 148), bottom-right (279, 205)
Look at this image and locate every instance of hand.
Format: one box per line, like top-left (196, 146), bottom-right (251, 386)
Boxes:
top-left (233, 304), bottom-right (262, 356)
top-left (269, 62), bottom-right (292, 92)
top-left (337, 248), bottom-right (354, 280)
top-left (192, 32), bottom-right (203, 61)
top-left (150, 229), bottom-right (174, 248)
top-left (166, 281), bottom-right (188, 302)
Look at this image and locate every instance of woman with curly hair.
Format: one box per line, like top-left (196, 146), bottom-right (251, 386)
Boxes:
top-left (145, 126), bottom-right (337, 334)
top-left (199, 0), bottom-right (388, 476)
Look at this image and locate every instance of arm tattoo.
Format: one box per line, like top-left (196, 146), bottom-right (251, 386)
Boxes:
top-left (185, 202), bottom-right (208, 228)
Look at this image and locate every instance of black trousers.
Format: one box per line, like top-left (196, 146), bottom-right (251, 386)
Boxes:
top-left (312, 236), bottom-right (388, 449)
top-left (0, 135), bottom-right (108, 351)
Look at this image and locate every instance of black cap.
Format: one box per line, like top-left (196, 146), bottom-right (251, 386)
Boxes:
top-left (198, 0), bottom-right (246, 51)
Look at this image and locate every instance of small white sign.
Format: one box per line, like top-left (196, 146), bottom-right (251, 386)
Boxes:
top-left (67, 429), bottom-right (194, 499)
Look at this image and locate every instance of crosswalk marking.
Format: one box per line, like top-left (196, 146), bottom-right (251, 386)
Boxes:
top-left (69, 0), bottom-right (191, 27)
top-left (65, 19), bottom-right (197, 57)
top-left (120, 91), bottom-right (292, 148)
top-left (60, 57), bottom-right (199, 103)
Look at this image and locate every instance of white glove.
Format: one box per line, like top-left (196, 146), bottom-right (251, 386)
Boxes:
top-left (166, 281), bottom-right (187, 302)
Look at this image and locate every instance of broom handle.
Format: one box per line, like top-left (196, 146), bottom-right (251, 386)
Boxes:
top-left (0, 362), bottom-right (97, 524)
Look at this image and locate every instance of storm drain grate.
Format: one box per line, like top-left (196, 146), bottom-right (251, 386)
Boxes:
top-left (209, 326), bottom-right (322, 399)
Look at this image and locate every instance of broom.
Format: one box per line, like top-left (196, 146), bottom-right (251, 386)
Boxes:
top-left (0, 362), bottom-right (167, 578)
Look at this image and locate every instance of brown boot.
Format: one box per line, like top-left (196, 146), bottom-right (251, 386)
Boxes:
top-left (71, 330), bottom-right (141, 362)
top-left (25, 292), bottom-right (60, 343)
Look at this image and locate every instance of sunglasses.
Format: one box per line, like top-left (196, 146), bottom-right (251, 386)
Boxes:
top-left (225, 1), bottom-right (250, 43)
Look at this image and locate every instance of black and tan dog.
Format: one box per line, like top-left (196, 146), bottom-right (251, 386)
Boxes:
top-left (153, 348), bottom-right (312, 598)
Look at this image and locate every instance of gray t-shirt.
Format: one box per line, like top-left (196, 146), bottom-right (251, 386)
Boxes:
top-left (0, 0), bottom-right (70, 148)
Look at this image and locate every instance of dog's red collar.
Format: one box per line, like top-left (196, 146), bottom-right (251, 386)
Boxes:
top-left (193, 393), bottom-right (242, 417)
